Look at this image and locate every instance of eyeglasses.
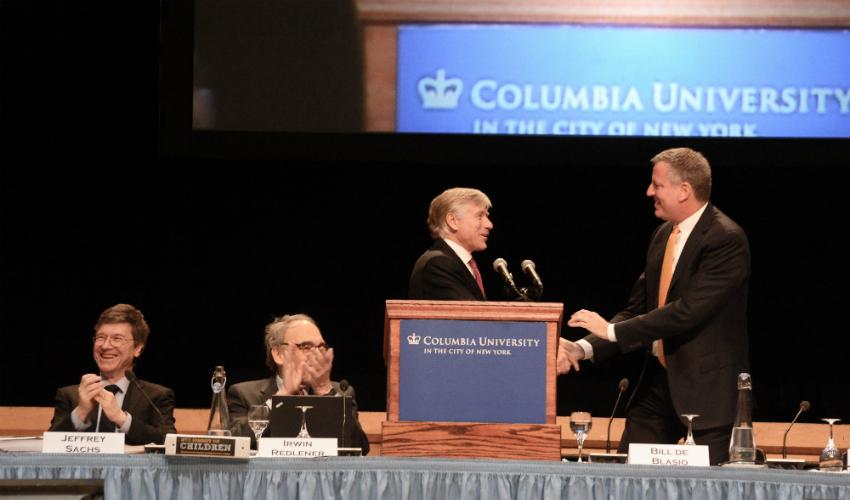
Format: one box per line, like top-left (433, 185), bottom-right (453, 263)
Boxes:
top-left (280, 341), bottom-right (329, 352)
top-left (93, 335), bottom-right (132, 346)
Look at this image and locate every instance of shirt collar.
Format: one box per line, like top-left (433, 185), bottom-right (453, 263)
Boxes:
top-left (442, 238), bottom-right (474, 267)
top-left (676, 202), bottom-right (708, 239)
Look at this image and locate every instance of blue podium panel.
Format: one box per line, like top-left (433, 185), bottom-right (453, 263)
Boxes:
top-left (399, 319), bottom-right (547, 424)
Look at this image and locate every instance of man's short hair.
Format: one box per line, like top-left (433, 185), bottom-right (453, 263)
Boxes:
top-left (264, 314), bottom-right (318, 373)
top-left (651, 147), bottom-right (712, 202)
top-left (427, 187), bottom-right (492, 239)
top-left (94, 304), bottom-right (150, 351)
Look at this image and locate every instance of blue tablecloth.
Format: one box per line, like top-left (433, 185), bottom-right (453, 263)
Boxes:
top-left (2, 453), bottom-right (849, 499)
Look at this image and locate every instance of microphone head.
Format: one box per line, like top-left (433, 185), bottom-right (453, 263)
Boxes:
top-left (618, 378), bottom-right (629, 392)
top-left (124, 369), bottom-right (136, 381)
top-left (339, 379), bottom-right (350, 392)
top-left (493, 258), bottom-right (508, 272)
top-left (520, 259), bottom-right (536, 272)
top-left (800, 400), bottom-right (811, 411)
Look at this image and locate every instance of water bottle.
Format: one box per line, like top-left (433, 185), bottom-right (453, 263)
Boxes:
top-left (728, 372), bottom-right (756, 463)
top-left (207, 365), bottom-right (232, 436)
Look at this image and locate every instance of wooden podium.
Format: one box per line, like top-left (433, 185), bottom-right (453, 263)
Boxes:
top-left (381, 300), bottom-right (563, 460)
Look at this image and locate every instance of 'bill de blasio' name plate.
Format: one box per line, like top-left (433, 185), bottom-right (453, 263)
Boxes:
top-left (628, 443), bottom-right (709, 466)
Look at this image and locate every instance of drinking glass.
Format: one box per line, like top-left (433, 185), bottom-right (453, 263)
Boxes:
top-left (247, 404), bottom-right (270, 443)
top-left (681, 414), bottom-right (700, 446)
top-left (819, 418), bottom-right (843, 471)
top-left (569, 411), bottom-right (592, 462)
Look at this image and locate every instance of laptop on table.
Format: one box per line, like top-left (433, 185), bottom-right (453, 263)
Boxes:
top-left (269, 395), bottom-right (361, 455)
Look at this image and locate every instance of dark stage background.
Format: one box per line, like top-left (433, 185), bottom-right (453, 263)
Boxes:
top-left (2, 1), bottom-right (849, 428)
top-left (2, 161), bottom-right (849, 425)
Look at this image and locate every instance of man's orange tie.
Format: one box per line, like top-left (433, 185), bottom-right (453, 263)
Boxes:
top-left (656, 225), bottom-right (680, 368)
top-left (469, 258), bottom-right (486, 298)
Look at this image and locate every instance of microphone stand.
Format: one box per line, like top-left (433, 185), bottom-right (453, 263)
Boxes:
top-left (517, 287), bottom-right (535, 302)
top-left (782, 403), bottom-right (809, 459)
top-left (606, 407), bottom-right (618, 454)
top-left (606, 386), bottom-right (627, 453)
top-left (126, 370), bottom-right (167, 426)
top-left (589, 380), bottom-right (629, 463)
top-left (765, 401), bottom-right (809, 468)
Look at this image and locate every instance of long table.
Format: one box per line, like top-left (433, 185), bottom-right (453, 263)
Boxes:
top-left (4, 407), bottom-right (847, 460)
top-left (2, 453), bottom-right (849, 499)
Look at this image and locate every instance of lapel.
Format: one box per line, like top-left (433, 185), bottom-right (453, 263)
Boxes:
top-left (260, 376), bottom-right (279, 402)
top-left (668, 204), bottom-right (714, 296)
top-left (435, 239), bottom-right (484, 300)
top-left (122, 380), bottom-right (137, 414)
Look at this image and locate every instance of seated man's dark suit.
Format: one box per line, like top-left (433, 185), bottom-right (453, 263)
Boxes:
top-left (227, 376), bottom-right (370, 454)
top-left (408, 238), bottom-right (485, 300)
top-left (49, 379), bottom-right (177, 445)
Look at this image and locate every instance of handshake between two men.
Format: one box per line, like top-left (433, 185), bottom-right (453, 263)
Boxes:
top-left (557, 309), bottom-right (609, 375)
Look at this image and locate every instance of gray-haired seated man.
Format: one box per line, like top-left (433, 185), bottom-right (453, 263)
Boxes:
top-left (227, 314), bottom-right (369, 453)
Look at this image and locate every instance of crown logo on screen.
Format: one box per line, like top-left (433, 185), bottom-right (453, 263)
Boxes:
top-left (407, 332), bottom-right (421, 345)
top-left (418, 69), bottom-right (463, 110)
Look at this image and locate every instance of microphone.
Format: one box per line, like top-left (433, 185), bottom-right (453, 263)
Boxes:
top-left (493, 258), bottom-right (528, 300)
top-left (606, 378), bottom-right (629, 453)
top-left (125, 369), bottom-right (167, 427)
top-left (520, 260), bottom-right (544, 297)
top-left (337, 379), bottom-right (350, 448)
top-left (781, 400), bottom-right (810, 459)
top-left (492, 258), bottom-right (516, 288)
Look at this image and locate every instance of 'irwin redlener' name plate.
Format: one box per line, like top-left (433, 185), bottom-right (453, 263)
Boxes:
top-left (628, 443), bottom-right (710, 466)
top-left (257, 437), bottom-right (338, 458)
top-left (43, 432), bottom-right (124, 454)
top-left (164, 434), bottom-right (251, 458)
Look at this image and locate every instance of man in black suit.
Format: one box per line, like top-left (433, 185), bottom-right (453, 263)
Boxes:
top-left (49, 304), bottom-right (177, 445)
top-left (228, 314), bottom-right (369, 453)
top-left (559, 147), bottom-right (750, 464)
top-left (409, 187), bottom-right (493, 300)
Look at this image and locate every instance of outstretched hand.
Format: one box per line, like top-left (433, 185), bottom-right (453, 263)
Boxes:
top-left (567, 309), bottom-right (609, 340)
top-left (557, 337), bottom-right (585, 375)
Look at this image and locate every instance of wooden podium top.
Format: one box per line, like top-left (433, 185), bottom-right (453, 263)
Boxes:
top-left (357, 0), bottom-right (850, 27)
top-left (385, 300), bottom-right (564, 322)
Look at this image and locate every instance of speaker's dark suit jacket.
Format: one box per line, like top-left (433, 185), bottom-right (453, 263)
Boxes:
top-left (227, 376), bottom-right (370, 454)
top-left (49, 379), bottom-right (177, 445)
top-left (408, 238), bottom-right (485, 300)
top-left (587, 204), bottom-right (750, 429)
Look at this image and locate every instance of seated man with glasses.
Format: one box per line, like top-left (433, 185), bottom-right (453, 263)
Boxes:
top-left (227, 314), bottom-right (369, 453)
top-left (49, 303), bottom-right (177, 445)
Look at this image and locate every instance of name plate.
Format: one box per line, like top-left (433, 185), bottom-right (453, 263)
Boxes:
top-left (42, 432), bottom-right (124, 454)
top-left (257, 438), bottom-right (338, 458)
top-left (628, 443), bottom-right (710, 466)
top-left (164, 434), bottom-right (251, 458)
